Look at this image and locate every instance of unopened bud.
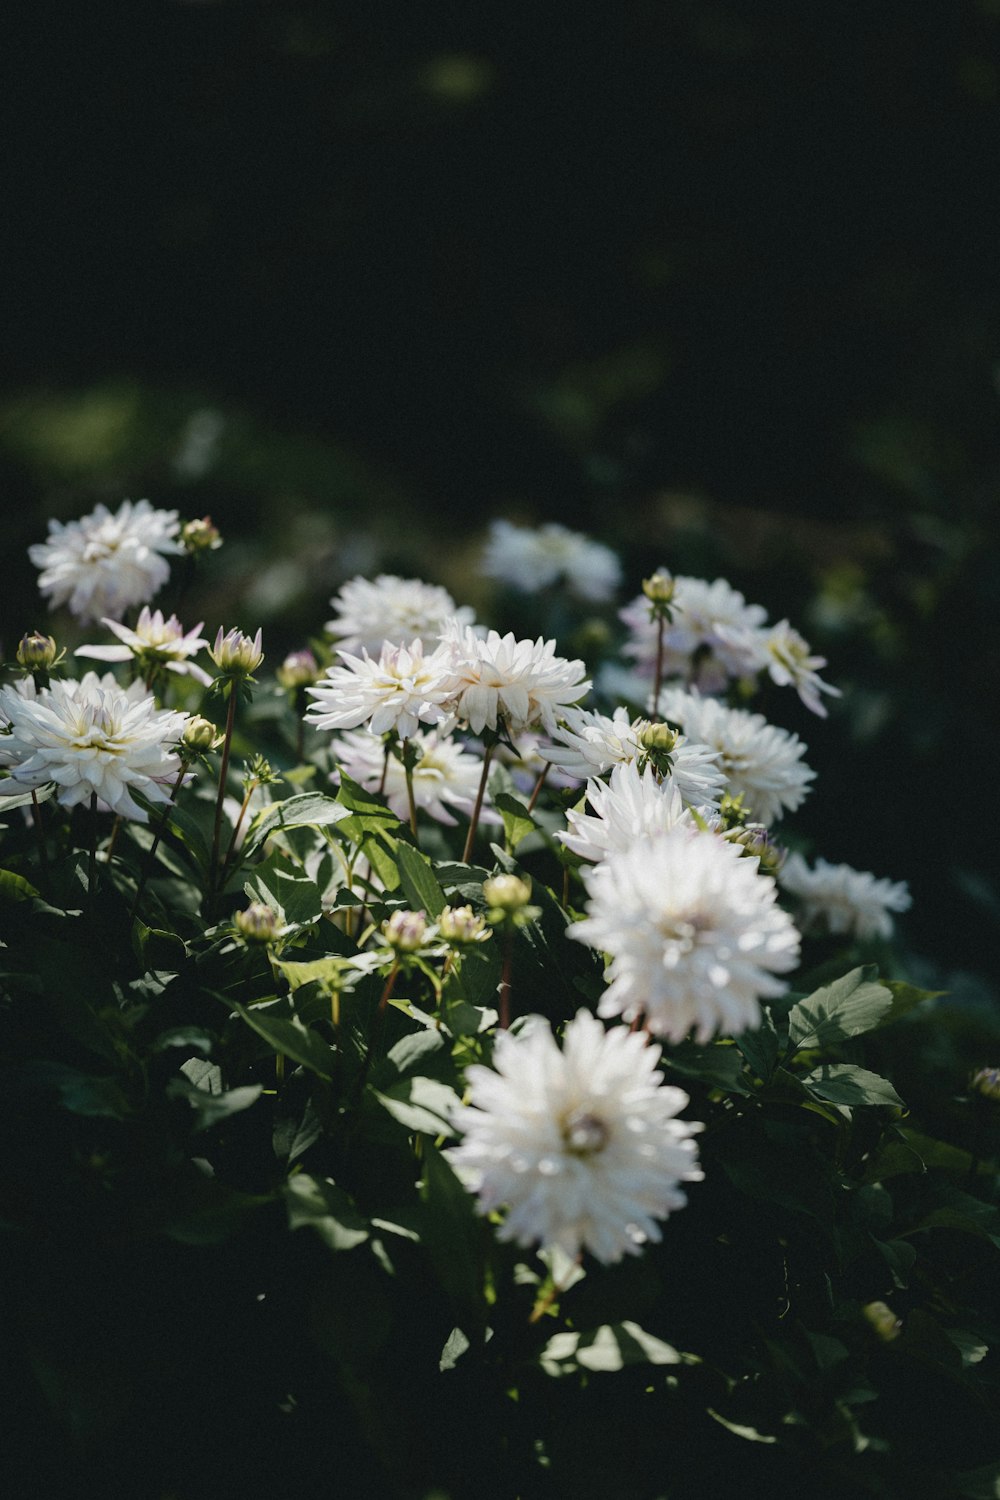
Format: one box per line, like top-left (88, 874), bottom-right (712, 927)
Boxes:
top-left (210, 626), bottom-right (264, 678)
top-left (728, 824), bottom-right (786, 876)
top-left (439, 904), bottom-right (491, 947)
top-left (181, 516), bottom-right (222, 553)
top-left (637, 722), bottom-right (679, 756)
top-left (642, 571), bottom-right (675, 605)
top-left (16, 631), bottom-right (58, 670)
top-left (971, 1066), bottom-right (1000, 1102)
top-left (382, 909), bottom-right (429, 952)
top-left (862, 1301), bottom-right (902, 1343)
top-left (277, 649), bottom-right (320, 690)
top-left (182, 715), bottom-right (222, 753)
top-left (234, 902), bottom-right (280, 944)
top-left (483, 874), bottom-right (532, 913)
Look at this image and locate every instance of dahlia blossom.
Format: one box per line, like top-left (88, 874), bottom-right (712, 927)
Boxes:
top-left (75, 608), bottom-right (212, 685)
top-left (326, 574), bottom-right (474, 656)
top-left (0, 673), bottom-right (187, 821)
top-left (559, 761), bottom-right (692, 863)
top-left (660, 691), bottom-right (814, 825)
top-left (447, 1009), bottom-right (703, 1263)
top-left (779, 854), bottom-right (911, 941)
top-left (758, 620), bottom-right (841, 718)
top-left (570, 826), bottom-right (800, 1041)
top-left (620, 574), bottom-right (767, 696)
top-left (442, 622), bottom-right (589, 736)
top-left (481, 520), bottom-right (622, 602)
top-left (28, 500), bottom-right (183, 623)
top-left (306, 639), bottom-right (456, 740)
top-left (542, 705), bottom-right (725, 809)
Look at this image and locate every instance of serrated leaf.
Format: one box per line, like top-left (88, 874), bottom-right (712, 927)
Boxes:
top-left (284, 1173), bottom-right (369, 1250)
top-left (804, 1063), bottom-right (904, 1108)
top-left (229, 1000), bottom-right (334, 1080)
top-left (787, 967), bottom-right (893, 1052)
top-left (244, 852), bottom-right (323, 926)
top-left (540, 1322), bottom-right (683, 1376)
top-left (395, 840), bottom-right (447, 917)
top-left (243, 791), bottom-right (348, 857)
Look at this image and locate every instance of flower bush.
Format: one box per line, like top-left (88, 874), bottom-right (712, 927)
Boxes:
top-left (3, 505), bottom-right (1000, 1499)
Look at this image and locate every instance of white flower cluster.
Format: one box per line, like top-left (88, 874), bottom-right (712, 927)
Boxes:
top-left (481, 520), bottom-right (622, 602)
top-left (779, 854), bottom-right (911, 941)
top-left (326, 574), bottom-right (475, 656)
top-left (29, 499), bottom-right (183, 623)
top-left (619, 572), bottom-right (840, 716)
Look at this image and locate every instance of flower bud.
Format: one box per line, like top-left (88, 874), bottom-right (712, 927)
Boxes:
top-left (276, 649), bottom-right (320, 690)
top-left (642, 570), bottom-right (675, 605)
top-left (234, 902), bottom-right (280, 944)
top-left (637, 722), bottom-right (679, 756)
top-left (182, 715), bottom-right (222, 753)
top-left (971, 1066), bottom-right (1000, 1102)
top-left (210, 626), bottom-right (264, 678)
top-left (862, 1300), bottom-right (902, 1342)
top-left (382, 909), bottom-right (429, 953)
top-left (727, 824), bottom-right (786, 876)
top-left (181, 515), bottom-right (222, 553)
top-left (439, 904), bottom-right (491, 947)
top-left (483, 874), bottom-right (533, 913)
top-left (16, 631), bottom-right (58, 670)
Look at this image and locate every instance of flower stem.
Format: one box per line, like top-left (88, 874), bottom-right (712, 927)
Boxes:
top-left (210, 686), bottom-right (238, 889)
top-left (462, 741), bottom-right (495, 864)
top-left (220, 778), bottom-right (258, 885)
top-left (30, 791), bottom-right (49, 892)
top-left (653, 612), bottom-right (665, 717)
top-left (87, 792), bottom-right (99, 906)
top-left (498, 928), bottom-right (514, 1030)
top-left (526, 765), bottom-right (548, 813)
top-left (402, 738), bottom-right (420, 846)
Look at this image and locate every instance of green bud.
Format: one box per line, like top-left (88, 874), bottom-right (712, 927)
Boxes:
top-left (483, 874), bottom-right (533, 913)
top-left (862, 1301), bottom-right (902, 1342)
top-left (210, 626), bottom-right (264, 678)
top-left (971, 1066), bottom-right (1000, 1102)
top-left (234, 902), bottom-right (280, 944)
top-left (276, 649), bottom-right (320, 690)
top-left (727, 824), bottom-right (785, 876)
top-left (16, 631), bottom-right (58, 670)
top-left (637, 722), bottom-right (680, 756)
top-left (182, 715), bottom-right (222, 753)
top-left (382, 909), bottom-right (429, 953)
top-left (438, 904), bottom-right (491, 947)
top-left (181, 515), bottom-right (222, 553)
top-left (642, 571), bottom-right (675, 605)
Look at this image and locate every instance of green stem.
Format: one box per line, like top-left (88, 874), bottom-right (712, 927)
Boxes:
top-left (210, 687), bottom-right (238, 889)
top-left (402, 738), bottom-right (419, 846)
top-left (30, 790), bottom-right (49, 892)
top-left (652, 612), bottom-right (665, 717)
top-left (526, 764), bottom-right (548, 813)
top-left (221, 777), bottom-right (258, 884)
top-left (498, 928), bottom-right (514, 1030)
top-left (87, 792), bottom-right (99, 907)
top-left (462, 741), bottom-right (495, 864)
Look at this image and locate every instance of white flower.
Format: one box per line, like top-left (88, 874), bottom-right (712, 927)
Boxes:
top-left (326, 574), bottom-right (474, 656)
top-left (306, 638), bottom-right (456, 740)
top-left (620, 574), bottom-right (767, 696)
top-left (660, 691), bottom-right (814, 825)
top-left (481, 520), bottom-right (622, 602)
top-left (559, 761), bottom-right (692, 863)
top-left (442, 622), bottom-right (589, 736)
top-left (0, 673), bottom-right (187, 821)
top-left (542, 705), bottom-right (725, 810)
top-left (779, 854), bottom-right (911, 941)
top-left (757, 620), bottom-right (841, 718)
top-left (447, 1009), bottom-right (703, 1263)
top-left (28, 500), bottom-right (183, 623)
top-left (75, 608), bottom-right (213, 686)
top-left (570, 827), bottom-right (801, 1041)
top-left (332, 727), bottom-right (494, 827)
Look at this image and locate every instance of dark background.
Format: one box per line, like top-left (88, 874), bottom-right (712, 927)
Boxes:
top-left (3, 0), bottom-right (999, 985)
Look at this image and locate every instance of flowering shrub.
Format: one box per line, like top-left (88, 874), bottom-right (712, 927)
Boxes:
top-left (3, 507), bottom-right (1000, 1499)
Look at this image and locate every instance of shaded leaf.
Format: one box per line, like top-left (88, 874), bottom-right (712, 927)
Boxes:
top-left (395, 841), bottom-right (447, 918)
top-left (284, 1172), bottom-right (369, 1251)
top-left (787, 967), bottom-right (893, 1052)
top-left (804, 1064), bottom-right (904, 1108)
top-left (229, 999), bottom-right (335, 1080)
top-left (540, 1321), bottom-right (683, 1376)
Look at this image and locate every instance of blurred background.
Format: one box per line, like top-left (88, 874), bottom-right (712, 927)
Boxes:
top-left (2, 0), bottom-right (999, 989)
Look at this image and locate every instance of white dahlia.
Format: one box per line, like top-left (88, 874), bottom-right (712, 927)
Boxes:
top-left (660, 691), bottom-right (814, 825)
top-left (447, 1009), bottom-right (703, 1263)
top-left (332, 727), bottom-right (493, 827)
top-left (559, 761), bottom-right (692, 863)
top-left (570, 826), bottom-right (800, 1041)
top-left (779, 854), bottom-right (911, 941)
top-left (28, 500), bottom-right (183, 623)
top-left (441, 622), bottom-right (589, 736)
top-left (326, 574), bottom-right (474, 656)
top-left (0, 673), bottom-right (187, 821)
top-left (758, 620), bottom-right (841, 718)
top-left (305, 638), bottom-right (456, 740)
top-left (75, 607), bottom-right (213, 686)
top-left (542, 705), bottom-right (725, 809)
top-left (620, 574), bottom-right (767, 696)
top-left (481, 520), bottom-right (622, 602)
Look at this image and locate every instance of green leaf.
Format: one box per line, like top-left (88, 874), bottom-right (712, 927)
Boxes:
top-left (735, 1011), bottom-right (780, 1082)
top-left (494, 791), bottom-right (536, 853)
top-left (787, 967), bottom-right (893, 1052)
top-left (540, 1322), bottom-right (683, 1377)
top-left (419, 1144), bottom-right (484, 1328)
top-left (229, 999), bottom-right (335, 1080)
top-left (167, 1076), bottom-right (263, 1131)
top-left (244, 851), bottom-right (323, 926)
top-left (284, 1173), bottom-right (369, 1251)
top-left (361, 834), bottom-right (400, 891)
top-left (395, 841), bottom-right (447, 917)
top-left (154, 799), bottom-right (211, 873)
top-left (385, 1027), bottom-right (447, 1076)
top-left (131, 918), bottom-right (186, 971)
top-left (705, 1411), bottom-right (777, 1445)
top-left (243, 791), bottom-right (348, 856)
top-left (804, 1064), bottom-right (904, 1108)
top-left (22, 1061), bottom-right (131, 1118)
top-left (0, 783), bottom-right (55, 813)
top-left (373, 1076), bottom-right (460, 1135)
top-left (0, 868), bottom-right (40, 901)
top-left (878, 980), bottom-right (945, 1025)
